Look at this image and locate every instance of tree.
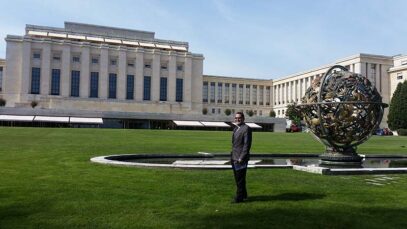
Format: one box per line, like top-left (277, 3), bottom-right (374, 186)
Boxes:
top-left (246, 110), bottom-right (254, 117)
top-left (286, 103), bottom-right (303, 125)
top-left (269, 110), bottom-right (276, 117)
top-left (202, 107), bottom-right (208, 115)
top-left (388, 81), bottom-right (407, 130)
top-left (0, 98), bottom-right (6, 107)
top-left (224, 108), bottom-right (231, 116)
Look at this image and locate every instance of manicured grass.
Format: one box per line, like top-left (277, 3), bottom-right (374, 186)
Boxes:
top-left (0, 127), bottom-right (406, 228)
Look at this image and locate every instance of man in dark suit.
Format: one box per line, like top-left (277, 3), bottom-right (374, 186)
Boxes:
top-left (231, 112), bottom-right (252, 203)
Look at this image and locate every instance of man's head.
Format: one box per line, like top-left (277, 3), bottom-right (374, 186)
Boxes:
top-left (234, 112), bottom-right (245, 126)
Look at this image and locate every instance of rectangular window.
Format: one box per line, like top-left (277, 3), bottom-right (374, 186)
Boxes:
top-left (126, 75), bottom-right (134, 100)
top-left (144, 64), bottom-right (151, 68)
top-left (210, 82), bottom-right (215, 103)
top-left (90, 72), bottom-right (99, 98)
top-left (72, 56), bottom-right (80, 63)
top-left (33, 53), bottom-right (41, 59)
top-left (266, 86), bottom-right (271, 105)
top-left (203, 82), bottom-right (208, 102)
top-left (110, 59), bottom-right (117, 66)
top-left (53, 55), bottom-right (61, 61)
top-left (177, 65), bottom-right (183, 71)
top-left (51, 69), bottom-right (60, 95)
top-left (239, 84), bottom-right (243, 104)
top-left (176, 78), bottom-right (183, 102)
top-left (246, 85), bottom-right (250, 105)
top-left (397, 73), bottom-right (403, 80)
top-left (232, 84), bottom-right (236, 104)
top-left (31, 67), bottom-right (41, 94)
top-left (128, 62), bottom-right (134, 67)
top-left (71, 70), bottom-right (80, 97)
top-left (91, 58), bottom-right (99, 64)
top-left (108, 73), bottom-right (117, 99)
top-left (143, 76), bottom-right (151, 100)
top-left (160, 77), bottom-right (168, 101)
top-left (161, 65), bottom-right (168, 70)
top-left (225, 83), bottom-right (230, 103)
top-left (217, 83), bottom-right (222, 103)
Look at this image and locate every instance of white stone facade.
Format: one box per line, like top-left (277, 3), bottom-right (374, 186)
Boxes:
top-left (272, 54), bottom-right (394, 122)
top-left (388, 55), bottom-right (407, 97)
top-left (202, 75), bottom-right (273, 117)
top-left (0, 22), bottom-right (404, 128)
top-left (2, 22), bottom-right (204, 114)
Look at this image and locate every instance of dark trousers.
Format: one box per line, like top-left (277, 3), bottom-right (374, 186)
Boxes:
top-left (232, 162), bottom-right (248, 200)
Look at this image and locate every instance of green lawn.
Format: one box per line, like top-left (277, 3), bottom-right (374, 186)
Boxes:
top-left (0, 127), bottom-right (406, 228)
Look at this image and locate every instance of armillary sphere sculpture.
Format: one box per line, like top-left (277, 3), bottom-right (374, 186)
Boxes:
top-left (298, 65), bottom-right (388, 164)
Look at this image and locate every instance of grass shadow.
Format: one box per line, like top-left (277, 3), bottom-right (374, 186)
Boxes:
top-left (246, 192), bottom-right (326, 202)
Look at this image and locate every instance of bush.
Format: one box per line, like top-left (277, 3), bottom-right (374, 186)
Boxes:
top-left (397, 129), bottom-right (407, 136)
top-left (246, 110), bottom-right (254, 117)
top-left (224, 109), bottom-right (231, 116)
top-left (388, 81), bottom-right (407, 130)
top-left (31, 101), bottom-right (38, 108)
top-left (286, 102), bottom-right (303, 121)
top-left (269, 110), bottom-right (276, 117)
top-left (0, 98), bottom-right (6, 107)
top-left (202, 108), bottom-right (208, 115)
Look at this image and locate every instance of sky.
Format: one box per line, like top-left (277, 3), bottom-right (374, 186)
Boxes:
top-left (1, 0), bottom-right (407, 79)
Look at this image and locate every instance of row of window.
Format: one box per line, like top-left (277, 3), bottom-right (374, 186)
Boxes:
top-left (30, 68), bottom-right (183, 101)
top-left (32, 52), bottom-right (184, 70)
top-left (208, 107), bottom-right (264, 116)
top-left (273, 78), bottom-right (313, 105)
top-left (203, 82), bottom-right (271, 105)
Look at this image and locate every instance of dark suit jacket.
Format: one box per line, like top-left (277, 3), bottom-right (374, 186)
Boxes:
top-left (231, 123), bottom-right (252, 162)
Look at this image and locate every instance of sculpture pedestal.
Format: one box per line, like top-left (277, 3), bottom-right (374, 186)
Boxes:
top-left (319, 147), bottom-right (362, 165)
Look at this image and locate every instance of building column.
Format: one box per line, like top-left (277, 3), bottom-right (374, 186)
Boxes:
top-left (80, 45), bottom-right (90, 98)
top-left (303, 78), bottom-right (307, 97)
top-left (243, 84), bottom-right (247, 105)
top-left (222, 82), bottom-right (226, 104)
top-left (272, 86), bottom-right (276, 106)
top-left (117, 48), bottom-right (127, 100)
top-left (279, 85), bottom-right (282, 105)
top-left (263, 86), bottom-right (266, 106)
top-left (296, 80), bottom-right (300, 102)
top-left (151, 52), bottom-right (161, 101)
top-left (354, 63), bottom-right (362, 74)
top-left (214, 82), bottom-right (218, 104)
top-left (20, 41), bottom-right (31, 95)
top-left (168, 54), bottom-right (176, 102)
top-left (208, 82), bottom-right (212, 104)
top-left (99, 45), bottom-right (109, 99)
top-left (282, 83), bottom-right (285, 104)
top-left (60, 44), bottom-right (71, 97)
top-left (256, 85), bottom-right (260, 107)
top-left (135, 51), bottom-right (144, 101)
top-left (40, 43), bottom-right (51, 95)
top-left (184, 56), bottom-right (192, 103)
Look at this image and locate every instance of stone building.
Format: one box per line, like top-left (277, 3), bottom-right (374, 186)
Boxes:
top-left (2, 22), bottom-right (204, 115)
top-left (0, 22), bottom-right (405, 130)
